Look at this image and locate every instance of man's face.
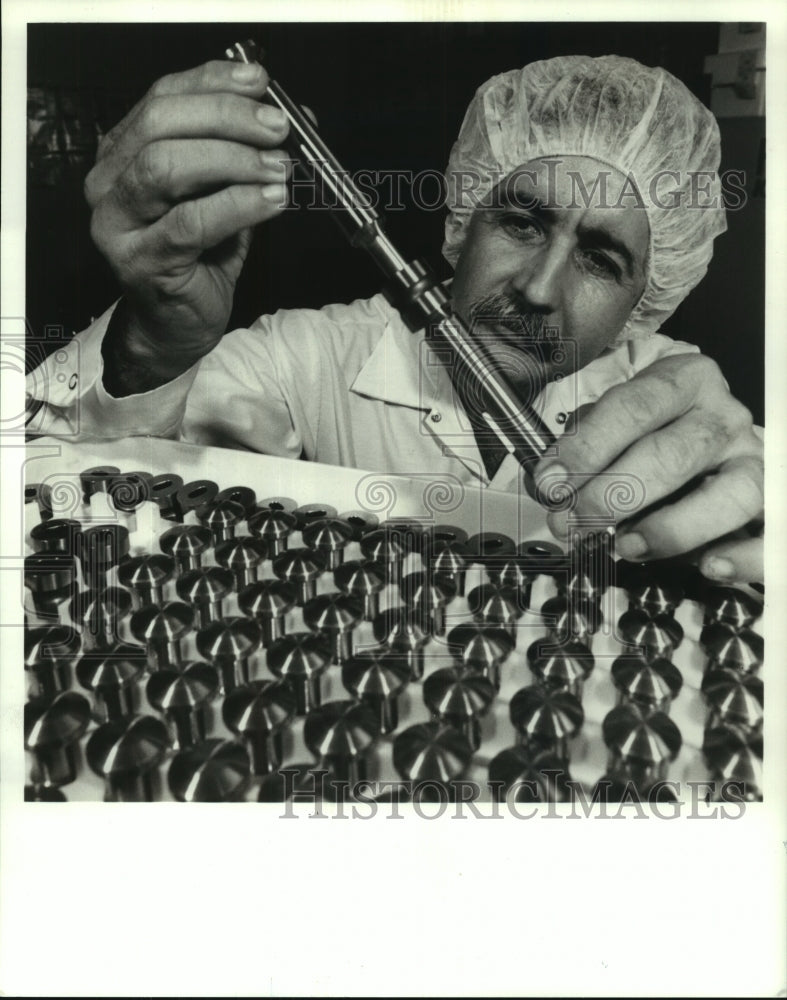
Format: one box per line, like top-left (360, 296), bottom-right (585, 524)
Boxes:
top-left (450, 156), bottom-right (650, 391)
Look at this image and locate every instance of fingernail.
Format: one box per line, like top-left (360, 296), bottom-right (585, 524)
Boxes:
top-left (261, 183), bottom-right (288, 205)
top-left (536, 462), bottom-right (569, 489)
top-left (546, 510), bottom-right (569, 541)
top-left (259, 151), bottom-right (289, 176)
top-left (704, 556), bottom-right (735, 581)
top-left (232, 62), bottom-right (262, 83)
top-left (616, 532), bottom-right (648, 560)
top-left (257, 104), bottom-right (287, 129)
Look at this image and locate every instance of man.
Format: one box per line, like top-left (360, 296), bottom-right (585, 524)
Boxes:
top-left (26, 53), bottom-right (764, 583)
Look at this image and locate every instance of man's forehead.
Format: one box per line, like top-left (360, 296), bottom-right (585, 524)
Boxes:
top-left (493, 155), bottom-right (646, 211)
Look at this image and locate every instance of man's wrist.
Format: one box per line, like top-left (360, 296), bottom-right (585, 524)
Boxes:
top-left (100, 298), bottom-right (204, 397)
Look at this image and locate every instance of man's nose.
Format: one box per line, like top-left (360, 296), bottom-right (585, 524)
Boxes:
top-left (508, 243), bottom-right (566, 313)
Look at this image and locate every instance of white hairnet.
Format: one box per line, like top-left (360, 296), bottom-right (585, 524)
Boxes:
top-left (443, 55), bottom-right (727, 341)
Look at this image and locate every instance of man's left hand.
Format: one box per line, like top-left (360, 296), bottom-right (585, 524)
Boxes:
top-left (533, 353), bottom-right (764, 584)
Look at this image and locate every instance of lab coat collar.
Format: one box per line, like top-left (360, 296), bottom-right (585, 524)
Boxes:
top-left (349, 305), bottom-right (435, 411)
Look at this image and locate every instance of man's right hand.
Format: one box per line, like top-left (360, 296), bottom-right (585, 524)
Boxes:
top-left (85, 59), bottom-right (292, 395)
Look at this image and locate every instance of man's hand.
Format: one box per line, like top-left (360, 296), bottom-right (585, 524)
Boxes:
top-left (533, 353), bottom-right (764, 584)
top-left (84, 59), bottom-right (292, 394)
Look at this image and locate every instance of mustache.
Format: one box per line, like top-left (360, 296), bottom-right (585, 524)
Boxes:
top-left (466, 293), bottom-right (548, 339)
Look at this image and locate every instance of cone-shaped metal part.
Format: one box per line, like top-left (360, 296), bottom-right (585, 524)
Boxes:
top-left (468, 583), bottom-right (524, 634)
top-left (237, 579), bottom-right (296, 646)
top-left (272, 547), bottom-right (327, 605)
top-left (159, 524), bottom-right (212, 573)
top-left (446, 624), bottom-right (515, 689)
top-left (337, 510), bottom-right (379, 541)
top-left (106, 470), bottom-right (153, 512)
top-left (527, 637), bottom-right (595, 698)
top-left (24, 553), bottom-right (76, 613)
top-left (257, 496), bottom-right (298, 514)
top-left (488, 746), bottom-right (573, 802)
top-left (602, 704), bottom-right (682, 786)
top-left (86, 713), bottom-right (169, 801)
top-left (379, 520), bottom-right (426, 554)
top-left (303, 592), bottom-right (363, 664)
top-left (517, 539), bottom-right (569, 580)
top-left (701, 668), bottom-right (763, 734)
top-left (423, 540), bottom-right (470, 596)
top-left (334, 559), bottom-right (386, 621)
top-left (174, 479), bottom-right (218, 519)
top-left (222, 679), bottom-right (296, 774)
top-left (560, 568), bottom-right (608, 605)
top-left (70, 586), bottom-right (132, 650)
top-left (247, 508), bottom-right (298, 558)
top-left (342, 649), bottom-right (410, 734)
top-left (215, 536), bottom-right (267, 589)
top-left (76, 641), bottom-right (147, 721)
top-left (294, 503), bottom-right (338, 530)
top-left (80, 464), bottom-right (120, 502)
top-left (704, 587), bottom-right (762, 630)
top-left (257, 765), bottom-right (345, 803)
top-left (618, 609), bottom-right (683, 661)
top-left (130, 601), bottom-right (195, 669)
top-left (215, 485), bottom-right (257, 516)
top-left (304, 698), bottom-right (380, 783)
top-left (423, 666), bottom-right (495, 751)
top-left (425, 524), bottom-right (469, 547)
top-left (611, 654), bottom-right (683, 714)
top-left (399, 573), bottom-right (456, 616)
top-left (359, 528), bottom-right (407, 584)
top-left (148, 473), bottom-right (184, 520)
top-left (77, 524), bottom-right (130, 588)
top-left (146, 662), bottom-right (219, 748)
top-left (118, 554), bottom-right (175, 609)
top-left (625, 574), bottom-right (684, 617)
top-left (510, 686), bottom-right (584, 759)
top-left (267, 632), bottom-right (332, 714)
top-left (591, 774), bottom-right (679, 803)
top-left (393, 721), bottom-right (472, 783)
top-left (700, 624), bottom-right (763, 674)
top-left (702, 726), bottom-right (762, 799)
top-left (25, 785), bottom-right (67, 801)
top-left (196, 616), bottom-right (262, 693)
top-left (400, 572), bottom-right (456, 630)
top-left (302, 517), bottom-right (354, 569)
top-left (25, 481), bottom-right (54, 521)
top-left (168, 738), bottom-right (250, 802)
top-left (30, 518), bottom-right (81, 555)
top-left (195, 497), bottom-right (245, 544)
top-left (175, 567), bottom-right (233, 627)
top-left (488, 555), bottom-right (534, 592)
top-left (540, 595), bottom-right (602, 645)
top-left (25, 691), bottom-right (91, 786)
top-left (466, 531), bottom-right (516, 565)
top-left (372, 606), bottom-right (430, 680)
top-left (25, 625), bottom-right (80, 701)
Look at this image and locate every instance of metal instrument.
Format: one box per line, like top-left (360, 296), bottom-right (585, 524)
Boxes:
top-left (226, 40), bottom-right (554, 472)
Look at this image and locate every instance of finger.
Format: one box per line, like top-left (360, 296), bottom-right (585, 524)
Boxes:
top-left (95, 60), bottom-right (270, 162)
top-left (614, 454), bottom-right (764, 561)
top-left (87, 94), bottom-right (289, 203)
top-left (102, 139), bottom-right (292, 226)
top-left (143, 182), bottom-right (289, 265)
top-left (534, 353), bottom-right (723, 484)
top-left (698, 535), bottom-right (763, 586)
top-left (147, 59), bottom-right (270, 99)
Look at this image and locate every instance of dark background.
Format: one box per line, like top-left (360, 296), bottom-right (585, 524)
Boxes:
top-left (26, 21), bottom-right (765, 423)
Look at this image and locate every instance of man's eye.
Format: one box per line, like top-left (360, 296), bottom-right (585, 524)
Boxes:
top-left (500, 214), bottom-right (541, 239)
top-left (579, 249), bottom-right (620, 279)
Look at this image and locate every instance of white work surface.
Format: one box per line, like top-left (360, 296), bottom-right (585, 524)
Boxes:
top-left (23, 436), bottom-right (728, 801)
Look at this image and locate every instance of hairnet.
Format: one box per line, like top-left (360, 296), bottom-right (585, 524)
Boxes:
top-left (442, 55), bottom-right (727, 341)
